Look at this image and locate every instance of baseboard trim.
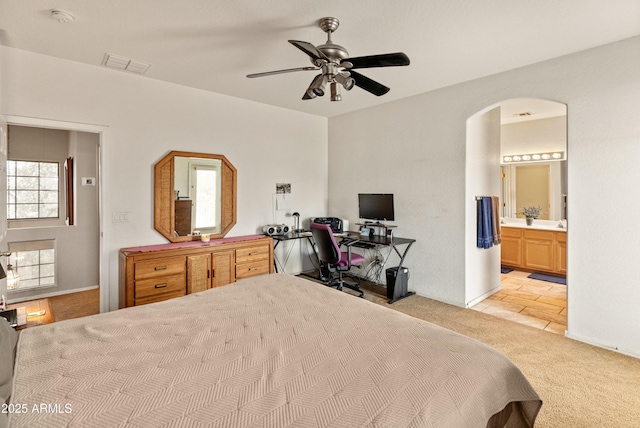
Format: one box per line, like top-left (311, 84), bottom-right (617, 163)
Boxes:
top-left (7, 285), bottom-right (99, 304)
top-left (565, 331), bottom-right (640, 359)
top-left (465, 285), bottom-right (502, 308)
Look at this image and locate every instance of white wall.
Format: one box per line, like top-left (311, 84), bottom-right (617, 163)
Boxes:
top-left (465, 107), bottom-right (501, 307)
top-left (329, 36), bottom-right (640, 357)
top-left (0, 46), bottom-right (328, 311)
top-left (501, 116), bottom-right (567, 156)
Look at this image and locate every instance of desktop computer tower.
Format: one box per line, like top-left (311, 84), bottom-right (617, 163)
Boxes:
top-left (386, 266), bottom-right (409, 301)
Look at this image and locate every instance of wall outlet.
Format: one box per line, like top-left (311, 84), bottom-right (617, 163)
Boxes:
top-left (82, 177), bottom-right (96, 186)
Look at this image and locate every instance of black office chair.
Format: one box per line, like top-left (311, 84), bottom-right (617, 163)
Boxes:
top-left (310, 222), bottom-right (365, 298)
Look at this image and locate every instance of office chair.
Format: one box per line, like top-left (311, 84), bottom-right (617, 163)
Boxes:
top-left (310, 222), bottom-right (365, 298)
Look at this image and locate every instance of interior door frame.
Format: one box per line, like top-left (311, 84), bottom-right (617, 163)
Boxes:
top-left (4, 115), bottom-right (109, 313)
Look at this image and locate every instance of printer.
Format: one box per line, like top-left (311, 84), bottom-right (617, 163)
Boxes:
top-left (312, 217), bottom-right (343, 234)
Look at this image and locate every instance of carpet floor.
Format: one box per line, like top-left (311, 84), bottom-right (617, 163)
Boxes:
top-left (348, 280), bottom-right (640, 427)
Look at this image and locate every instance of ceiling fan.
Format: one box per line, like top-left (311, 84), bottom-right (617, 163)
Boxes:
top-left (247, 17), bottom-right (410, 101)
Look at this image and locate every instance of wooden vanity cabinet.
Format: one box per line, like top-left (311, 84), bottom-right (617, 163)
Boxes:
top-left (120, 236), bottom-right (273, 308)
top-left (500, 227), bottom-right (523, 267)
top-left (522, 230), bottom-right (555, 272)
top-left (500, 227), bottom-right (566, 276)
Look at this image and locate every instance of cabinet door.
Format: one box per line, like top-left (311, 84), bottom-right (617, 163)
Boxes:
top-left (555, 233), bottom-right (567, 275)
top-left (500, 227), bottom-right (522, 267)
top-left (501, 237), bottom-right (522, 267)
top-left (523, 230), bottom-right (554, 272)
top-left (187, 253), bottom-right (212, 294)
top-left (212, 250), bottom-right (235, 287)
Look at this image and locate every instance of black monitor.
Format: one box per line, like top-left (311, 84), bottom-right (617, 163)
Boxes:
top-left (358, 194), bottom-right (395, 221)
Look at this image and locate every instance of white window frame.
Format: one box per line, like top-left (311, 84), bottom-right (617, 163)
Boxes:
top-left (7, 159), bottom-right (66, 229)
top-left (7, 239), bottom-right (57, 293)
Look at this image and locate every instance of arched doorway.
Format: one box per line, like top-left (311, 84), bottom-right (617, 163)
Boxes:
top-left (465, 98), bottom-right (568, 334)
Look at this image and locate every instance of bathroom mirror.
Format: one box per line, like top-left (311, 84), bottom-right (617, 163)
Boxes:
top-left (154, 151), bottom-right (237, 242)
top-left (500, 161), bottom-right (567, 221)
top-left (499, 99), bottom-right (567, 222)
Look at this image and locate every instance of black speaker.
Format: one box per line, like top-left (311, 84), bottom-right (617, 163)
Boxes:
top-left (386, 266), bottom-right (409, 301)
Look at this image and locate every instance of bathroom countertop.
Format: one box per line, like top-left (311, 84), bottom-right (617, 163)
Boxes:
top-left (501, 222), bottom-right (567, 232)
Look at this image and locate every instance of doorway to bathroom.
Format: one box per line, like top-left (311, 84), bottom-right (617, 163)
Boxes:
top-left (467, 98), bottom-right (568, 334)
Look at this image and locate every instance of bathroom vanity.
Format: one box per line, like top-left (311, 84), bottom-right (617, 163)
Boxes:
top-left (501, 224), bottom-right (566, 276)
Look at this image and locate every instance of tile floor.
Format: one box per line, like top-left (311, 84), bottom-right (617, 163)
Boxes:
top-left (471, 269), bottom-right (567, 335)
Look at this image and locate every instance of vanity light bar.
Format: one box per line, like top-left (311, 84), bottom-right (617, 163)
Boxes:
top-left (502, 151), bottom-right (564, 163)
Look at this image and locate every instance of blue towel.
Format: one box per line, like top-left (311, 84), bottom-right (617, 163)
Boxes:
top-left (477, 197), bottom-right (494, 249)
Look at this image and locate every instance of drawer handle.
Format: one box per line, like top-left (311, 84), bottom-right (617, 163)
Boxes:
top-left (154, 283), bottom-right (168, 289)
top-left (154, 266), bottom-right (167, 271)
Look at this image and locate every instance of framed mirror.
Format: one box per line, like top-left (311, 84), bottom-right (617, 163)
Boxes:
top-left (154, 151), bottom-right (237, 242)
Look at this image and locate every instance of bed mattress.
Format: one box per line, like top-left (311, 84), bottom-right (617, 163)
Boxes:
top-left (9, 273), bottom-right (541, 427)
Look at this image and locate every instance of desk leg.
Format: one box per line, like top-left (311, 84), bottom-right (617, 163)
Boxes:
top-left (273, 239), bottom-right (281, 273)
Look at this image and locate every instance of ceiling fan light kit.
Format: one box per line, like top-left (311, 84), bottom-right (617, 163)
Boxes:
top-left (247, 17), bottom-right (410, 102)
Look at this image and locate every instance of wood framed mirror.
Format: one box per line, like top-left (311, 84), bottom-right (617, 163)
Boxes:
top-left (154, 151), bottom-right (237, 242)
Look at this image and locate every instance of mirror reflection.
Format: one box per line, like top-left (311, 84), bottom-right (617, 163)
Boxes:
top-left (500, 99), bottom-right (567, 222)
top-left (174, 156), bottom-right (222, 236)
top-left (501, 161), bottom-right (567, 221)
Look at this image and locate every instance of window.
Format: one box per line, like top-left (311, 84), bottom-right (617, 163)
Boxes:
top-left (7, 160), bottom-right (59, 220)
top-left (7, 240), bottom-right (56, 291)
top-left (189, 161), bottom-right (222, 234)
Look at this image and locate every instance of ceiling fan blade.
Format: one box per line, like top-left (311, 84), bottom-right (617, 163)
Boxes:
top-left (288, 40), bottom-right (329, 62)
top-left (350, 71), bottom-right (390, 96)
top-left (247, 66), bottom-right (318, 78)
top-left (343, 52), bottom-right (410, 69)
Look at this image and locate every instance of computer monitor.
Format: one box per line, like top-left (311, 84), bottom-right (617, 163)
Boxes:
top-left (358, 194), bottom-right (394, 221)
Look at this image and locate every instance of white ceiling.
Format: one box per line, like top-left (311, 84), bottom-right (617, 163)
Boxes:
top-left (1, 1), bottom-right (639, 118)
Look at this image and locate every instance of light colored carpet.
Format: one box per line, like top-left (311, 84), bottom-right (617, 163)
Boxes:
top-left (350, 280), bottom-right (640, 427)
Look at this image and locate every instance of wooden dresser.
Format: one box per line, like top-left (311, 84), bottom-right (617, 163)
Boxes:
top-left (119, 235), bottom-right (273, 308)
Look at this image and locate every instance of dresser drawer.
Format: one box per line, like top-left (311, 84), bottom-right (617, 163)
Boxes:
top-left (236, 260), bottom-right (270, 279)
top-left (135, 274), bottom-right (186, 300)
top-left (135, 256), bottom-right (186, 280)
top-left (134, 290), bottom-right (186, 306)
top-left (235, 245), bottom-right (269, 264)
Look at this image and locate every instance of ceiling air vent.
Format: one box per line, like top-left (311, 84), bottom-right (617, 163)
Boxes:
top-left (103, 53), bottom-right (151, 74)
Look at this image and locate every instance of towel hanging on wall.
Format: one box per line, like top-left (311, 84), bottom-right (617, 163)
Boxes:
top-left (476, 196), bottom-right (500, 249)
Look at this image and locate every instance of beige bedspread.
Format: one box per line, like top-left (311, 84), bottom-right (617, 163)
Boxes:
top-left (10, 274), bottom-right (541, 427)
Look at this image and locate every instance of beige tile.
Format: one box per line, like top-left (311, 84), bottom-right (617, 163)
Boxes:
top-left (503, 295), bottom-right (563, 313)
top-left (471, 302), bottom-right (490, 312)
top-left (521, 307), bottom-right (567, 324)
top-left (483, 306), bottom-right (550, 330)
top-left (536, 295), bottom-right (567, 308)
top-left (501, 289), bottom-right (541, 302)
top-left (544, 322), bottom-right (567, 335)
top-left (518, 282), bottom-right (554, 294)
top-left (487, 291), bottom-right (508, 300)
top-left (482, 298), bottom-right (526, 313)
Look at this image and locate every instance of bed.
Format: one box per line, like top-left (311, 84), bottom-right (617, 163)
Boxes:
top-left (4, 273), bottom-right (541, 427)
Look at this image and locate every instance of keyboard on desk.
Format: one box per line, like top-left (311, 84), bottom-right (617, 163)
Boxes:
top-left (353, 241), bottom-right (375, 249)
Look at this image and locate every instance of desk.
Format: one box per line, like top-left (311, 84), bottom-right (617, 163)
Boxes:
top-left (271, 231), bottom-right (315, 273)
top-left (270, 231), bottom-right (416, 302)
